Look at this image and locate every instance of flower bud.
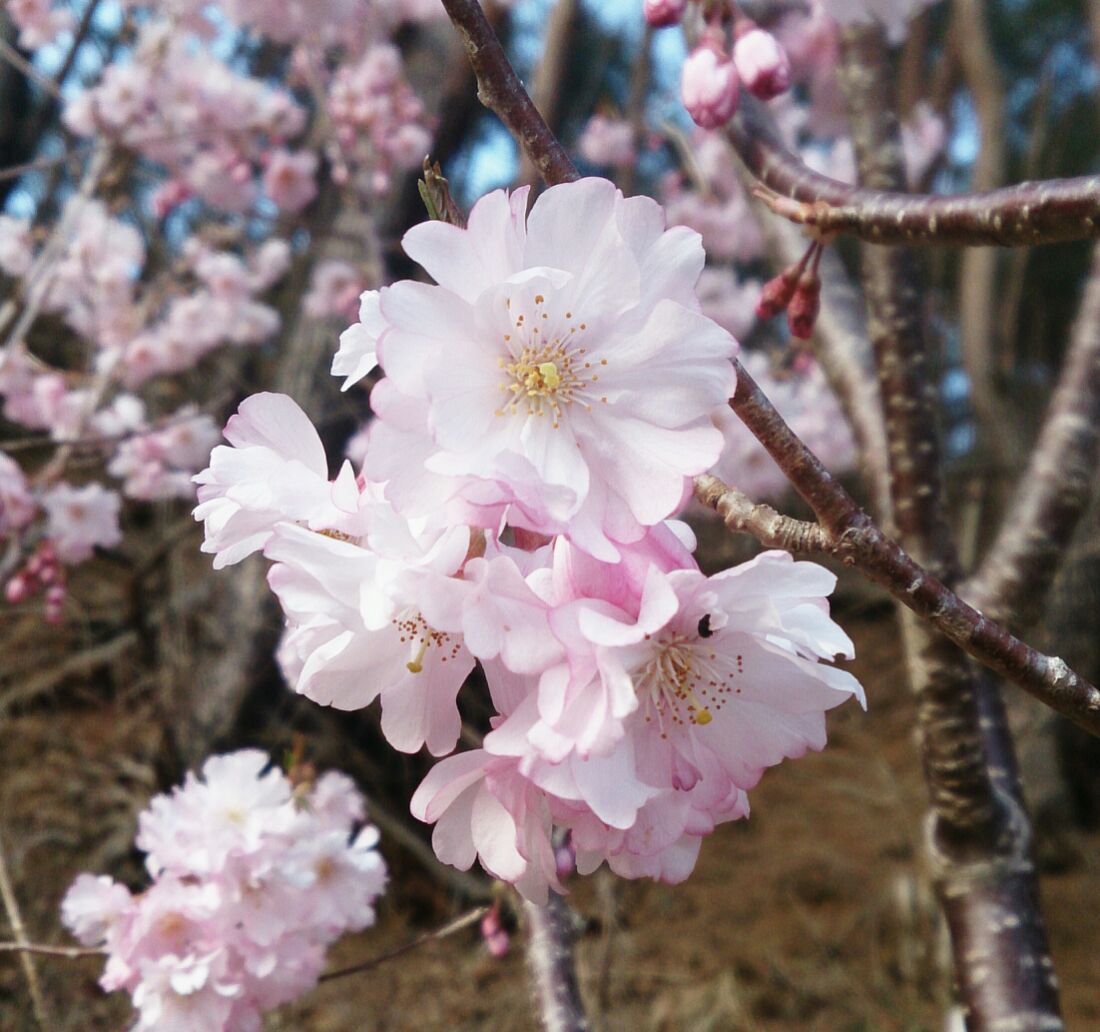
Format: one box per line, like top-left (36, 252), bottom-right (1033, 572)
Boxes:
top-left (644, 0), bottom-right (687, 28)
top-left (680, 44), bottom-right (740, 130)
top-left (733, 28), bottom-right (791, 101)
top-left (787, 270), bottom-right (821, 340)
top-left (554, 838), bottom-right (576, 881)
top-left (5, 574), bottom-right (29, 605)
top-left (755, 265), bottom-right (801, 319)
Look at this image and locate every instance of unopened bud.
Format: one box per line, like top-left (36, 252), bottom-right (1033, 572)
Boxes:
top-left (644, 0), bottom-right (687, 28)
top-left (787, 270), bottom-right (821, 340)
top-left (481, 906), bottom-right (510, 959)
top-left (733, 28), bottom-right (791, 101)
top-left (755, 265), bottom-right (801, 319)
top-left (554, 838), bottom-right (576, 881)
top-left (681, 44), bottom-right (740, 130)
top-left (5, 574), bottom-right (29, 605)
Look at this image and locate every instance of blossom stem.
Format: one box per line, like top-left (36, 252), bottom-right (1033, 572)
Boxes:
top-left (318, 907), bottom-right (488, 982)
top-left (523, 892), bottom-right (589, 1032)
top-left (729, 91), bottom-right (1100, 247)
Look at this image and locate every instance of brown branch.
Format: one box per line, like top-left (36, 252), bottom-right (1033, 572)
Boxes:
top-left (967, 241), bottom-right (1100, 632)
top-left (523, 892), bottom-right (589, 1032)
top-left (842, 27), bottom-right (1058, 1030)
top-left (728, 92), bottom-right (1100, 247)
top-left (693, 463), bottom-right (1100, 739)
top-left (694, 476), bottom-right (830, 552)
top-left (438, 0), bottom-right (579, 187)
top-left (319, 907), bottom-right (488, 983)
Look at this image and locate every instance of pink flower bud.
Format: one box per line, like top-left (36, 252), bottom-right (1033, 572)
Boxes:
top-left (644, 0), bottom-right (686, 28)
top-left (5, 574), bottom-right (30, 604)
top-left (787, 270), bottom-right (822, 340)
top-left (733, 28), bottom-right (791, 101)
top-left (554, 839), bottom-right (576, 881)
top-left (480, 906), bottom-right (510, 958)
top-left (486, 929), bottom-right (510, 959)
top-left (755, 266), bottom-right (800, 320)
top-left (680, 45), bottom-right (740, 130)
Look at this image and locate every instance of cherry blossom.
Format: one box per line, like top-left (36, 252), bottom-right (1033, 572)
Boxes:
top-left (193, 393), bottom-right (360, 569)
top-left (358, 178), bottom-right (737, 560)
top-left (62, 750), bottom-right (387, 1032)
top-left (41, 482), bottom-right (122, 563)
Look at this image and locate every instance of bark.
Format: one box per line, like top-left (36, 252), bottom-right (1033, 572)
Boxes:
top-left (836, 26), bottom-right (1062, 1030)
top-left (523, 893), bottom-right (589, 1032)
top-left (967, 243), bottom-right (1100, 633)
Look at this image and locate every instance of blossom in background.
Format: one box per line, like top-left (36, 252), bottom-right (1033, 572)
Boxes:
top-left (263, 148), bottom-right (319, 213)
top-left (577, 115), bottom-right (636, 168)
top-left (41, 482), bottom-right (122, 563)
top-left (0, 451), bottom-right (36, 535)
top-left (62, 750), bottom-right (387, 1032)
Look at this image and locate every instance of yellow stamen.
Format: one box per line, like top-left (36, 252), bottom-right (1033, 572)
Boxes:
top-left (538, 362), bottom-right (561, 389)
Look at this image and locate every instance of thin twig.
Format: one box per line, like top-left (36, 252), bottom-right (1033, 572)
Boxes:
top-left (0, 941), bottom-right (104, 958)
top-left (0, 829), bottom-right (49, 1029)
top-left (319, 907), bottom-right (487, 982)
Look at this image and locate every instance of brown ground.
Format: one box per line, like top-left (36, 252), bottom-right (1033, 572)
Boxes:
top-left (2, 607), bottom-right (1099, 1032)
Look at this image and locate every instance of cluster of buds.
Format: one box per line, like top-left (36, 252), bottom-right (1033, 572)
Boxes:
top-left (756, 241), bottom-right (823, 340)
top-left (646, 1), bottom-right (791, 130)
top-left (5, 540), bottom-right (67, 623)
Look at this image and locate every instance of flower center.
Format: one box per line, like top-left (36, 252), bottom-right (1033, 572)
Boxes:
top-left (634, 633), bottom-right (742, 737)
top-left (392, 609), bottom-right (461, 673)
top-left (495, 294), bottom-right (608, 427)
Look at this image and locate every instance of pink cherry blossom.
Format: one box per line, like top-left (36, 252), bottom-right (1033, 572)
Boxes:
top-left (359, 178), bottom-right (737, 560)
top-left (0, 451), bottom-right (36, 534)
top-left (41, 482), bottom-right (122, 563)
top-left (193, 393), bottom-right (360, 569)
top-left (62, 750), bottom-right (387, 1032)
top-left (577, 115), bottom-right (636, 168)
top-left (0, 216), bottom-right (33, 277)
top-left (263, 149), bottom-right (319, 213)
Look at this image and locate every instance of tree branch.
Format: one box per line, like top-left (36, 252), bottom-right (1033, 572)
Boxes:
top-left (523, 892), bottom-right (589, 1032)
top-left (966, 241), bottom-right (1100, 633)
top-left (728, 92), bottom-right (1100, 247)
top-left (438, 0), bottom-right (579, 187)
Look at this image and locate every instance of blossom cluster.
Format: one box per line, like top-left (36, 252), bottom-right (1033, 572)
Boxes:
top-left (0, 191), bottom-right (288, 617)
top-left (62, 750), bottom-right (387, 1032)
top-left (195, 179), bottom-right (865, 901)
